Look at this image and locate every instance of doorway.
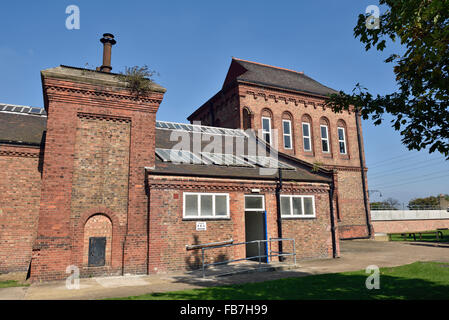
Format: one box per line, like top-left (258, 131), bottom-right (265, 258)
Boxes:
top-left (244, 195), bottom-right (267, 262)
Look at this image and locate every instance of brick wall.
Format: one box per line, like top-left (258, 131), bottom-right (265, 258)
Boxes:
top-left (147, 175), bottom-right (338, 273)
top-left (0, 145), bottom-right (42, 274)
top-left (189, 82), bottom-right (371, 239)
top-left (29, 67), bottom-right (165, 281)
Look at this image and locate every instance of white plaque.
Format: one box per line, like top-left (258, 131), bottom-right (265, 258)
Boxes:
top-left (196, 221), bottom-right (207, 231)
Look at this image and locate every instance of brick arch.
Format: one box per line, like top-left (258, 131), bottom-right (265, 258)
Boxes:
top-left (261, 108), bottom-right (273, 118)
top-left (282, 111), bottom-right (293, 120)
top-left (319, 116), bottom-right (330, 126)
top-left (242, 106), bottom-right (253, 130)
top-left (337, 119), bottom-right (347, 128)
top-left (301, 113), bottom-right (312, 123)
top-left (72, 207), bottom-right (125, 273)
top-left (83, 214), bottom-right (112, 266)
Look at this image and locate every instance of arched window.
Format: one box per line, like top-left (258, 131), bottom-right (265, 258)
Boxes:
top-left (337, 119), bottom-right (348, 155)
top-left (242, 107), bottom-right (252, 130)
top-left (301, 114), bottom-right (313, 152)
top-left (282, 112), bottom-right (293, 149)
top-left (261, 109), bottom-right (273, 144)
top-left (319, 117), bottom-right (331, 153)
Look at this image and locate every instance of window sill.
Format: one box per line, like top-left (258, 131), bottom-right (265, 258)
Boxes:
top-left (281, 215), bottom-right (316, 219)
top-left (182, 217), bottom-right (231, 221)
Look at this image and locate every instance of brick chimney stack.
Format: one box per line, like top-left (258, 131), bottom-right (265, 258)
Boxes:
top-left (98, 33), bottom-right (116, 73)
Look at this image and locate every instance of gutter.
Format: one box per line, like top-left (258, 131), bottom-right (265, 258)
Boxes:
top-left (329, 173), bottom-right (338, 258)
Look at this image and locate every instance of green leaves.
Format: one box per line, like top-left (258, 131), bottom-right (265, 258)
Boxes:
top-left (116, 65), bottom-right (159, 97)
top-left (325, 0), bottom-right (449, 159)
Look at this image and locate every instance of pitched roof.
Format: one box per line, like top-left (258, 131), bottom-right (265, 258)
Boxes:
top-left (223, 58), bottom-right (338, 97)
top-left (151, 121), bottom-right (331, 183)
top-left (0, 104), bottom-right (331, 183)
top-left (0, 104), bottom-right (47, 146)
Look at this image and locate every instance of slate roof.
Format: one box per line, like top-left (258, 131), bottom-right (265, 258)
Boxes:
top-left (226, 58), bottom-right (339, 97)
top-left (0, 104), bottom-right (47, 146)
top-left (0, 103), bottom-right (331, 183)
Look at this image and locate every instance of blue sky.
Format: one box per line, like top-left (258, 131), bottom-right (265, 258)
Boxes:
top-left (0, 0), bottom-right (447, 204)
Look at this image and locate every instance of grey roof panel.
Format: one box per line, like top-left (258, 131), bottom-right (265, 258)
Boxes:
top-left (231, 58), bottom-right (338, 97)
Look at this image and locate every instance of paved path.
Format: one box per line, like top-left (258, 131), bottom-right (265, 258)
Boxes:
top-left (1, 239), bottom-right (448, 300)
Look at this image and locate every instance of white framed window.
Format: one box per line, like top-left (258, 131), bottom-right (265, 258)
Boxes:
top-left (282, 120), bottom-right (292, 149)
top-left (320, 125), bottom-right (330, 153)
top-left (302, 122), bottom-right (312, 152)
top-left (280, 195), bottom-right (316, 218)
top-left (244, 195), bottom-right (265, 211)
top-left (183, 192), bottom-right (230, 219)
top-left (337, 127), bottom-right (347, 154)
top-left (261, 117), bottom-right (272, 144)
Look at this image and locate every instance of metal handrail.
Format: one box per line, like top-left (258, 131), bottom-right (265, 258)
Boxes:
top-left (187, 238), bottom-right (296, 278)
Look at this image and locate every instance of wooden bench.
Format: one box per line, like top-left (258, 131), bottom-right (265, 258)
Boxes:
top-left (388, 230), bottom-right (444, 241)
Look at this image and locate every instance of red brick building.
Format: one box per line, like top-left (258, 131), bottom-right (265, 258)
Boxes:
top-left (0, 37), bottom-right (369, 281)
top-left (188, 58), bottom-right (372, 239)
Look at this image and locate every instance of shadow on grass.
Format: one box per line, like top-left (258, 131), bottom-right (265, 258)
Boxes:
top-left (120, 262), bottom-right (449, 300)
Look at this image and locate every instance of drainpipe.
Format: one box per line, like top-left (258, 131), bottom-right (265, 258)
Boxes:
top-left (329, 173), bottom-right (337, 258)
top-left (355, 109), bottom-right (372, 238)
top-left (275, 168), bottom-right (284, 261)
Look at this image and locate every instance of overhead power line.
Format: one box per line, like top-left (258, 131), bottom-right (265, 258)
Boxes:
top-left (370, 172), bottom-right (449, 190)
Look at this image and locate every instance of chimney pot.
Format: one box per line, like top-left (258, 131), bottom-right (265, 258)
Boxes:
top-left (99, 33), bottom-right (116, 73)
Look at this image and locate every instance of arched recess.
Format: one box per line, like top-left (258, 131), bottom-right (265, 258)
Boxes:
top-left (73, 207), bottom-right (125, 272)
top-left (83, 214), bottom-right (113, 267)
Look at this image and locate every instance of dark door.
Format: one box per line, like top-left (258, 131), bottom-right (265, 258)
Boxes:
top-left (88, 237), bottom-right (106, 267)
top-left (245, 212), bottom-right (267, 261)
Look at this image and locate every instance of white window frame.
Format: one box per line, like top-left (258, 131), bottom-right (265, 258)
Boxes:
top-left (337, 127), bottom-right (347, 155)
top-left (261, 117), bottom-right (272, 144)
top-left (280, 195), bottom-right (316, 218)
top-left (282, 120), bottom-right (293, 149)
top-left (302, 122), bottom-right (312, 152)
top-left (183, 192), bottom-right (230, 219)
top-left (320, 125), bottom-right (330, 153)
top-left (244, 195), bottom-right (265, 212)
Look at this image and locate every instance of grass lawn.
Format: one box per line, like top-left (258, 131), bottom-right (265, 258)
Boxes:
top-left (389, 229), bottom-right (449, 242)
top-left (113, 261), bottom-right (449, 300)
top-left (0, 280), bottom-right (29, 289)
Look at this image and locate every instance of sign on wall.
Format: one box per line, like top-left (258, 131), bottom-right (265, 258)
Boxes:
top-left (196, 221), bottom-right (207, 231)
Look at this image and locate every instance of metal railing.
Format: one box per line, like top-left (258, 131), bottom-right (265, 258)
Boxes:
top-left (187, 238), bottom-right (296, 278)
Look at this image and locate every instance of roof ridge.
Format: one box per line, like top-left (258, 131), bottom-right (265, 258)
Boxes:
top-left (232, 57), bottom-right (304, 75)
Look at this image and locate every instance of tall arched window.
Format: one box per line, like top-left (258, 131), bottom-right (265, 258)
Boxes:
top-left (319, 117), bottom-right (331, 153)
top-left (337, 119), bottom-right (348, 155)
top-left (282, 112), bottom-right (293, 150)
top-left (261, 109), bottom-right (273, 144)
top-left (301, 114), bottom-right (313, 152)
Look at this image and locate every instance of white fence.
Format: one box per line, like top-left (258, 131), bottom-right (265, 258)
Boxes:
top-left (371, 210), bottom-right (449, 221)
